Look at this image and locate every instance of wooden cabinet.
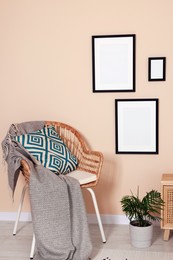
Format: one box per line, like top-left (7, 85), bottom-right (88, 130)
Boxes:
top-left (161, 174), bottom-right (173, 240)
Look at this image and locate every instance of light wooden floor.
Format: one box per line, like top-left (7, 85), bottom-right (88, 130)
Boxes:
top-left (0, 221), bottom-right (173, 260)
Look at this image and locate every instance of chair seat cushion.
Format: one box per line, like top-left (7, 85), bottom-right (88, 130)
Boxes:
top-left (66, 170), bottom-right (97, 185)
top-left (14, 125), bottom-right (78, 174)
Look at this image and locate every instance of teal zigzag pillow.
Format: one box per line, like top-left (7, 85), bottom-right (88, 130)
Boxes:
top-left (14, 125), bottom-right (78, 174)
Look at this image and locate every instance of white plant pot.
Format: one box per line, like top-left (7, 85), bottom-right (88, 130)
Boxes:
top-left (129, 221), bottom-right (153, 248)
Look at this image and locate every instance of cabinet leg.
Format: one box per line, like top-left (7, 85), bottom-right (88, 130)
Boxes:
top-left (163, 229), bottom-right (170, 241)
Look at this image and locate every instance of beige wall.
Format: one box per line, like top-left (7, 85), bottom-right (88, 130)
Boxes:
top-left (1, 0), bottom-right (173, 215)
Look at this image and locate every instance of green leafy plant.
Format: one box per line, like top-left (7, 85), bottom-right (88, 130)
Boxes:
top-left (120, 188), bottom-right (164, 227)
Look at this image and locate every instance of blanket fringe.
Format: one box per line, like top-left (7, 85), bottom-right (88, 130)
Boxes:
top-left (2, 123), bottom-right (19, 160)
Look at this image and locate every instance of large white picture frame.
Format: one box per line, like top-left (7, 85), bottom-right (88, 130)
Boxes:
top-left (92, 34), bottom-right (136, 92)
top-left (115, 99), bottom-right (159, 154)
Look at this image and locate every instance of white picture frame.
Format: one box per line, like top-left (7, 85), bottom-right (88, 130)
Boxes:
top-left (115, 99), bottom-right (159, 154)
top-left (92, 34), bottom-right (136, 92)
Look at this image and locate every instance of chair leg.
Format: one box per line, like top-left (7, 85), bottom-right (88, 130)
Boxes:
top-left (13, 185), bottom-right (28, 235)
top-left (86, 188), bottom-right (106, 243)
top-left (30, 233), bottom-right (36, 259)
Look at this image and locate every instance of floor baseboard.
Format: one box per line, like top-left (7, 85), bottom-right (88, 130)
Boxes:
top-left (0, 212), bottom-right (32, 221)
top-left (0, 212), bottom-right (129, 224)
top-left (87, 214), bottom-right (129, 224)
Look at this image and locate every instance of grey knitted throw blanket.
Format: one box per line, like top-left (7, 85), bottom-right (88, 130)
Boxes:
top-left (2, 121), bottom-right (92, 260)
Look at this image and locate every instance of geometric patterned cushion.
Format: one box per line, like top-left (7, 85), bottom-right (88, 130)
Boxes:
top-left (14, 125), bottom-right (78, 174)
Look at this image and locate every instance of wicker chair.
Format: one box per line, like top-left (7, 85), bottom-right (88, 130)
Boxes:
top-left (13, 121), bottom-right (106, 259)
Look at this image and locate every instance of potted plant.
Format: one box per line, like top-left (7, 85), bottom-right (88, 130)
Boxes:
top-left (120, 188), bottom-right (164, 248)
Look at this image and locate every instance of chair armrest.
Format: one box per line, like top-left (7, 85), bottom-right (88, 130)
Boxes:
top-left (77, 149), bottom-right (103, 188)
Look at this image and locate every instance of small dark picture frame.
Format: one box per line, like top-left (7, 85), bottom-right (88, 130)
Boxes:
top-left (148, 57), bottom-right (166, 81)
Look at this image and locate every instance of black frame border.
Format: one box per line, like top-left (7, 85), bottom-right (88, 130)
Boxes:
top-left (148, 57), bottom-right (166, 81)
top-left (92, 34), bottom-right (136, 93)
top-left (115, 98), bottom-right (159, 154)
